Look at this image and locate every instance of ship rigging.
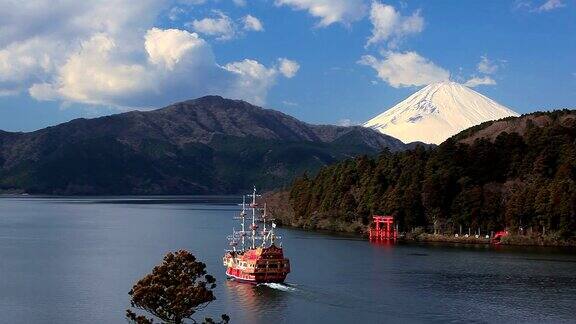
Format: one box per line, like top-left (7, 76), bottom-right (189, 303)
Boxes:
top-left (223, 186), bottom-right (290, 283)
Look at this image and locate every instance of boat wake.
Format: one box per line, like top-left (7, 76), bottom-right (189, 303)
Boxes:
top-left (260, 282), bottom-right (297, 292)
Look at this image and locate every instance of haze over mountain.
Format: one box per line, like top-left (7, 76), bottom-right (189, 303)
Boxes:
top-left (364, 82), bottom-right (519, 145)
top-left (0, 96), bottom-right (410, 195)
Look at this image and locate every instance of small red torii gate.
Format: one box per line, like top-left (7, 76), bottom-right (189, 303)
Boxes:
top-left (369, 215), bottom-right (397, 241)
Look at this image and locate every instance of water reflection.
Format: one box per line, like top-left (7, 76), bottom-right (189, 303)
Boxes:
top-left (224, 280), bottom-right (288, 323)
top-left (1, 196), bottom-right (575, 323)
top-left (369, 239), bottom-right (396, 251)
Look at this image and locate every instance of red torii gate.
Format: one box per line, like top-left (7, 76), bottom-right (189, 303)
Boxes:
top-left (369, 215), bottom-right (397, 241)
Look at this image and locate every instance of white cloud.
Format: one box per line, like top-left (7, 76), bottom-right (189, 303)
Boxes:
top-left (0, 38), bottom-right (55, 87)
top-left (460, 55), bottom-right (501, 88)
top-left (0, 0), bottom-right (165, 97)
top-left (179, 0), bottom-right (207, 5)
top-left (338, 119), bottom-right (358, 126)
top-left (190, 11), bottom-right (237, 41)
top-left (29, 28), bottom-right (295, 107)
top-left (30, 33), bottom-right (152, 106)
top-left (0, 88), bottom-right (19, 96)
top-left (275, 0), bottom-right (367, 27)
top-left (145, 28), bottom-right (211, 70)
top-left (0, 1), bottom-right (295, 108)
top-left (222, 58), bottom-right (300, 105)
top-left (515, 0), bottom-right (567, 12)
top-left (535, 0), bottom-right (565, 12)
top-left (278, 58), bottom-right (300, 78)
top-left (189, 12), bottom-right (263, 40)
top-left (223, 59), bottom-right (279, 105)
top-left (366, 2), bottom-right (424, 48)
top-left (358, 51), bottom-right (450, 88)
top-left (242, 15), bottom-right (264, 32)
top-left (168, 7), bottom-right (187, 21)
top-left (0, 0), bottom-right (164, 46)
top-left (282, 100), bottom-right (299, 107)
top-left (477, 55), bottom-right (499, 74)
top-left (464, 76), bottom-right (497, 88)
top-left (233, 0), bottom-right (247, 6)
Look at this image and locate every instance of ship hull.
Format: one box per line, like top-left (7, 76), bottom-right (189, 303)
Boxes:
top-left (225, 267), bottom-right (287, 284)
top-left (223, 245), bottom-right (290, 284)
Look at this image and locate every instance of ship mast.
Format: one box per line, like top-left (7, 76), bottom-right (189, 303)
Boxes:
top-left (240, 195), bottom-right (246, 251)
top-left (228, 186), bottom-right (281, 252)
top-left (261, 203), bottom-right (269, 247)
top-left (263, 203), bottom-right (278, 247)
top-left (262, 203), bottom-right (267, 235)
top-left (250, 186), bottom-right (258, 249)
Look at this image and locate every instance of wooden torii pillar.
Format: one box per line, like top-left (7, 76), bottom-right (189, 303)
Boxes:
top-left (369, 215), bottom-right (397, 240)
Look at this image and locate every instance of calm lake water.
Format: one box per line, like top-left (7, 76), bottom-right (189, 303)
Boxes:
top-left (0, 196), bottom-right (575, 323)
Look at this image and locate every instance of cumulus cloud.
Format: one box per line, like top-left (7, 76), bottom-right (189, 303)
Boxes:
top-left (367, 2), bottom-right (424, 47)
top-left (358, 51), bottom-right (450, 88)
top-left (0, 38), bottom-right (55, 88)
top-left (189, 12), bottom-right (264, 40)
top-left (242, 15), bottom-right (264, 31)
top-left (30, 29), bottom-right (293, 107)
top-left (145, 28), bottom-right (211, 70)
top-left (190, 11), bottom-right (237, 41)
top-left (223, 59), bottom-right (279, 105)
top-left (0, 0), bottom-right (293, 108)
top-left (464, 76), bottom-right (497, 88)
top-left (0, 0), bottom-right (164, 95)
top-left (0, 1), bottom-right (163, 46)
top-left (275, 0), bottom-right (367, 27)
top-left (30, 34), bottom-right (152, 105)
top-left (222, 58), bottom-right (300, 104)
top-left (278, 58), bottom-right (300, 78)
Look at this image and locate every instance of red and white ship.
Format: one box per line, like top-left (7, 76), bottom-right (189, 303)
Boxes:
top-left (223, 187), bottom-right (290, 284)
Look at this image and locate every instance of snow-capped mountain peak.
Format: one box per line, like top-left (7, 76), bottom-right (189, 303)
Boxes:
top-left (364, 81), bottom-right (519, 144)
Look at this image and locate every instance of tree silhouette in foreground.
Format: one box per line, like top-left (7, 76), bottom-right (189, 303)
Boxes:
top-left (126, 250), bottom-right (229, 324)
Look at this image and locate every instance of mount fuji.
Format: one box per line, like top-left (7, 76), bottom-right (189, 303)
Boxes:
top-left (364, 82), bottom-right (519, 144)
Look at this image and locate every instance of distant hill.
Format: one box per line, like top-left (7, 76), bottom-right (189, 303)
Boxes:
top-left (271, 109), bottom-right (576, 241)
top-left (364, 82), bottom-right (519, 144)
top-left (0, 96), bottom-right (409, 195)
top-left (453, 109), bottom-right (576, 144)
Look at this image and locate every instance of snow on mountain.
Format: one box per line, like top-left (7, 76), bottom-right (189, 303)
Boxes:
top-left (364, 81), bottom-right (519, 144)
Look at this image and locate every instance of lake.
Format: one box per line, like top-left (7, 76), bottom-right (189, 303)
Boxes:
top-left (0, 196), bottom-right (575, 323)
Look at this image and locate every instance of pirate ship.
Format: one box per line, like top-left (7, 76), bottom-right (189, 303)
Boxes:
top-left (222, 187), bottom-right (290, 283)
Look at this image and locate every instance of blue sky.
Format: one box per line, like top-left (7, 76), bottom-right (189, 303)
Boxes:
top-left (0, 0), bottom-right (574, 131)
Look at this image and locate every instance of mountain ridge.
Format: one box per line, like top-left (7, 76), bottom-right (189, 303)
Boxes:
top-left (0, 96), bottom-right (411, 195)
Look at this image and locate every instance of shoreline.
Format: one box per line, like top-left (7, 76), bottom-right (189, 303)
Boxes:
top-left (277, 223), bottom-right (576, 248)
top-left (265, 191), bottom-right (576, 249)
top-left (2, 193), bottom-right (574, 248)
top-left (405, 234), bottom-right (575, 248)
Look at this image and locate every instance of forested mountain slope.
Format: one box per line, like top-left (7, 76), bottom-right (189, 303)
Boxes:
top-left (272, 110), bottom-right (576, 238)
top-left (0, 96), bottom-right (408, 194)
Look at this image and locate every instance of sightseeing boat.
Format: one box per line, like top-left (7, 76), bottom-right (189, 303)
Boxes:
top-left (222, 187), bottom-right (290, 284)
